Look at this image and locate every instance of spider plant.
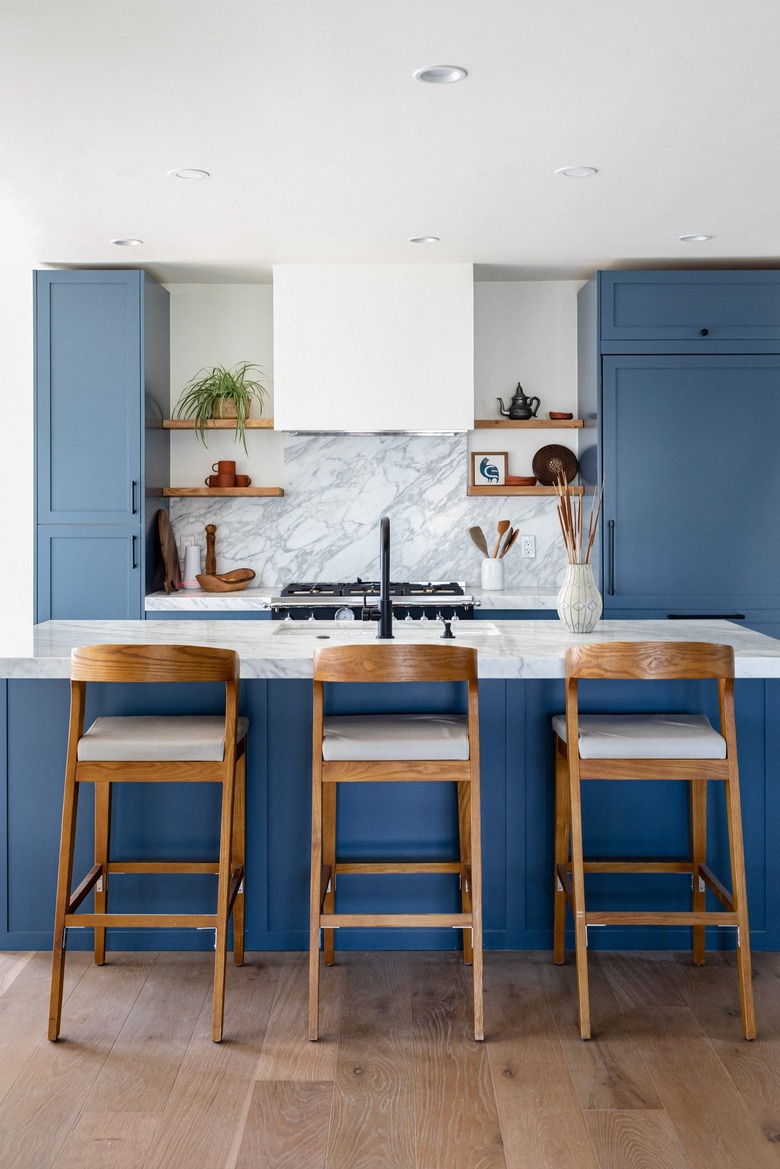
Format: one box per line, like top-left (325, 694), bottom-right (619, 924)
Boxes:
top-left (173, 362), bottom-right (269, 453)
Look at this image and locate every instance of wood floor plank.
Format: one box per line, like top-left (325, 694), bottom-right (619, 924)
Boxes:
top-left (0, 951), bottom-right (155, 1169)
top-left (541, 951), bottom-right (664, 1110)
top-left (140, 954), bottom-right (282, 1169)
top-left (256, 951), bottom-right (345, 1082)
top-left (235, 1080), bottom-right (333, 1169)
top-left (584, 1110), bottom-right (695, 1169)
top-left (412, 952), bottom-right (506, 1169)
top-left (50, 952), bottom-right (214, 1169)
top-left (0, 952), bottom-right (34, 997)
top-left (602, 951), bottom-right (780, 1169)
top-left (485, 951), bottom-right (599, 1169)
top-left (674, 950), bottom-right (780, 1155)
top-left (0, 951), bottom-right (91, 1107)
top-left (326, 951), bottom-right (416, 1169)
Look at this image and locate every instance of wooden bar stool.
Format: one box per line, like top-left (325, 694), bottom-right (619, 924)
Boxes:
top-left (48, 643), bottom-right (248, 1043)
top-left (309, 643), bottom-right (483, 1041)
top-left (553, 641), bottom-right (755, 1040)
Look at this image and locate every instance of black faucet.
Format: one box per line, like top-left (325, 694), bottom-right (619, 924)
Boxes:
top-left (377, 515), bottom-right (394, 640)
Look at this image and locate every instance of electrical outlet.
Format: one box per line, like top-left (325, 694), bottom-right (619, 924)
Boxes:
top-left (521, 535), bottom-right (536, 558)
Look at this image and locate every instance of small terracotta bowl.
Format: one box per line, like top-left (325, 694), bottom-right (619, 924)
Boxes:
top-left (506, 474), bottom-right (537, 486)
top-left (548, 411), bottom-right (573, 420)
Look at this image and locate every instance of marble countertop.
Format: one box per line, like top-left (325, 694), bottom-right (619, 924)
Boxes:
top-left (144, 586), bottom-right (560, 611)
top-left (4, 618), bottom-right (780, 680)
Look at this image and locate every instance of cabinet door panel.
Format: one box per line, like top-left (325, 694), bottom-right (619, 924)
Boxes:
top-left (601, 271), bottom-right (780, 343)
top-left (35, 271), bottom-right (142, 523)
top-left (37, 527), bottom-right (142, 619)
top-left (602, 355), bottom-right (780, 612)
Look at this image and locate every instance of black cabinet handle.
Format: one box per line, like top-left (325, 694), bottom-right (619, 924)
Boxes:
top-left (132, 535), bottom-right (138, 570)
top-left (131, 480), bottom-right (138, 514)
top-left (607, 520), bottom-right (615, 595)
top-left (668, 613), bottom-right (745, 621)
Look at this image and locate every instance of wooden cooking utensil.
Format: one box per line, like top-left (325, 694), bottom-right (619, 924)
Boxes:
top-left (157, 509), bottom-right (181, 594)
top-left (499, 528), bottom-right (520, 557)
top-left (492, 519), bottom-right (510, 558)
top-left (469, 526), bottom-right (489, 556)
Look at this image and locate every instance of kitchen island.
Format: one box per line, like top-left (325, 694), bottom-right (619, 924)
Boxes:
top-left (3, 618), bottom-right (780, 954)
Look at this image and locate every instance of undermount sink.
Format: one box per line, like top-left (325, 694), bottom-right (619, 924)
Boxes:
top-left (271, 621), bottom-right (499, 639)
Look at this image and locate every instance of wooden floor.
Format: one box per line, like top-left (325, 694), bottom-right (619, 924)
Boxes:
top-left (0, 948), bottom-right (779, 1169)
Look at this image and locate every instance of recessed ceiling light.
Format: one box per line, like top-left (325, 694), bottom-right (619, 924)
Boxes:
top-left (167, 168), bottom-right (210, 180)
top-left (414, 65), bottom-right (467, 84)
top-left (110, 238), bottom-right (143, 246)
top-left (555, 166), bottom-right (598, 178)
top-left (409, 236), bottom-right (440, 244)
top-left (679, 234), bottom-right (712, 243)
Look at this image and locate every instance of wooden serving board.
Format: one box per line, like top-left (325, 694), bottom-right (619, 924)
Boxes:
top-left (157, 509), bottom-right (181, 594)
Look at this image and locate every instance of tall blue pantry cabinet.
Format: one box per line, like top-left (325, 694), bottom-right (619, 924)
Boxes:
top-left (578, 270), bottom-right (780, 638)
top-left (34, 270), bottom-right (170, 619)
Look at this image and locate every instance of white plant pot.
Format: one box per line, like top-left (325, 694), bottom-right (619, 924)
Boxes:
top-left (556, 563), bottom-right (603, 633)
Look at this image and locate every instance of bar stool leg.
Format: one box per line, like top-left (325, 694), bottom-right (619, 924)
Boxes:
top-left (553, 741), bottom-right (570, 966)
top-left (49, 770), bottom-right (80, 1041)
top-left (309, 756), bottom-right (324, 1041)
top-left (212, 768), bottom-right (237, 1043)
top-left (690, 778), bottom-right (708, 966)
top-left (232, 753), bottom-right (246, 967)
top-left (457, 780), bottom-right (473, 966)
top-left (322, 784), bottom-right (337, 966)
top-left (724, 773), bottom-right (756, 1039)
top-left (93, 780), bottom-right (111, 966)
top-left (567, 754), bottom-right (591, 1040)
top-left (469, 779), bottom-right (484, 1041)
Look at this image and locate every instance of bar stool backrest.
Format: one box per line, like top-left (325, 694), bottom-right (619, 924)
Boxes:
top-left (71, 643), bottom-right (239, 684)
top-left (313, 643), bottom-right (478, 685)
top-left (565, 641), bottom-right (734, 683)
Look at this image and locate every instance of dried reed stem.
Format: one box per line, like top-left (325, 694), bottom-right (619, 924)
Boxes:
top-left (554, 472), bottom-right (603, 564)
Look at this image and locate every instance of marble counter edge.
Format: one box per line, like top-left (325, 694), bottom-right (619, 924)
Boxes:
top-left (144, 587), bottom-right (560, 611)
top-left (4, 619), bottom-right (780, 680)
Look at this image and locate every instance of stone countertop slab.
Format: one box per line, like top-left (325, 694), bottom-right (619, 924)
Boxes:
top-left (3, 619), bottom-right (780, 681)
top-left (143, 586), bottom-right (560, 611)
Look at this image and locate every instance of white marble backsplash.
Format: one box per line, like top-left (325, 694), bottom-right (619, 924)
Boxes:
top-left (169, 434), bottom-right (573, 589)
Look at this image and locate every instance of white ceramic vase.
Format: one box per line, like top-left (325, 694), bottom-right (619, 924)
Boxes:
top-left (481, 557), bottom-right (505, 591)
top-left (556, 563), bottom-right (603, 633)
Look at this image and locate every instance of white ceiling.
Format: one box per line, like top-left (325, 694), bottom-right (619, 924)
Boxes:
top-left (3, 0), bottom-right (779, 283)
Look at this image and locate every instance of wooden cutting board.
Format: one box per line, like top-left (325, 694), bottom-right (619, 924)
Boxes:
top-left (157, 509), bottom-right (181, 593)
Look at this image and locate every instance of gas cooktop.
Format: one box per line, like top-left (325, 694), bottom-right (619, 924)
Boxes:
top-left (280, 580), bottom-right (467, 598)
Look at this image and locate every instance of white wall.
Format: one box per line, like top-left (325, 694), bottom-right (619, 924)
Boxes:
top-left (166, 284), bottom-right (284, 488)
top-left (0, 204), bottom-right (37, 629)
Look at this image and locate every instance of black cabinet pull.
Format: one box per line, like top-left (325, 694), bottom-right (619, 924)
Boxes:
top-left (607, 520), bottom-right (615, 595)
top-left (132, 535), bottom-right (138, 570)
top-left (699, 328), bottom-right (709, 336)
top-left (668, 613), bottom-right (745, 620)
top-left (131, 480), bottom-right (138, 514)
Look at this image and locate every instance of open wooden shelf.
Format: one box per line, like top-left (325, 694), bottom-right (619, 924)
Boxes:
top-left (163, 486), bottom-right (284, 498)
top-left (473, 418), bottom-right (583, 429)
top-left (162, 418), bottom-right (275, 430)
top-left (467, 484), bottom-right (584, 497)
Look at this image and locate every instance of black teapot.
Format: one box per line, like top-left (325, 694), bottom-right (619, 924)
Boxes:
top-left (497, 382), bottom-right (540, 420)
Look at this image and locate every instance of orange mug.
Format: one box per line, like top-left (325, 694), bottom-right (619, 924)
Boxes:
top-left (235, 474), bottom-right (252, 487)
top-left (212, 460), bottom-right (236, 477)
top-left (205, 473), bottom-right (235, 487)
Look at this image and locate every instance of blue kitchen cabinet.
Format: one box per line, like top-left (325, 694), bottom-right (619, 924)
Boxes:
top-left (34, 270), bottom-right (170, 619)
top-left (579, 271), bottom-right (780, 626)
top-left (599, 270), bottom-right (780, 350)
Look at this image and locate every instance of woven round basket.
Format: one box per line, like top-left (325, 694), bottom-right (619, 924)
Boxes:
top-left (532, 444), bottom-right (579, 485)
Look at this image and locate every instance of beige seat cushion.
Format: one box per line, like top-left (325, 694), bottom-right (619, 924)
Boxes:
top-left (322, 713), bottom-right (469, 761)
top-left (551, 712), bottom-right (726, 760)
top-left (78, 715), bottom-right (249, 762)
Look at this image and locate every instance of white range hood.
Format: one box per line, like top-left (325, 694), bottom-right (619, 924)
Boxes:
top-left (272, 263), bottom-right (474, 433)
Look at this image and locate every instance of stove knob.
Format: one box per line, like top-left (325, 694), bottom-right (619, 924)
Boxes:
top-left (284, 614), bottom-right (293, 622)
top-left (452, 611), bottom-right (460, 622)
top-left (404, 612), bottom-right (413, 622)
top-left (419, 613), bottom-right (428, 622)
top-left (307, 611), bottom-right (317, 622)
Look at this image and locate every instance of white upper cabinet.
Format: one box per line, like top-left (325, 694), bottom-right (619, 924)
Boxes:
top-left (272, 263), bottom-right (474, 432)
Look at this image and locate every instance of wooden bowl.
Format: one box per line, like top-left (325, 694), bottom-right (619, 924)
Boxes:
top-left (548, 411), bottom-right (573, 420)
top-left (506, 474), bottom-right (537, 486)
top-left (196, 569), bottom-right (256, 593)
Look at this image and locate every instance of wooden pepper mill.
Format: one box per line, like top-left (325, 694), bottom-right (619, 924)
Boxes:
top-left (205, 524), bottom-right (217, 575)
